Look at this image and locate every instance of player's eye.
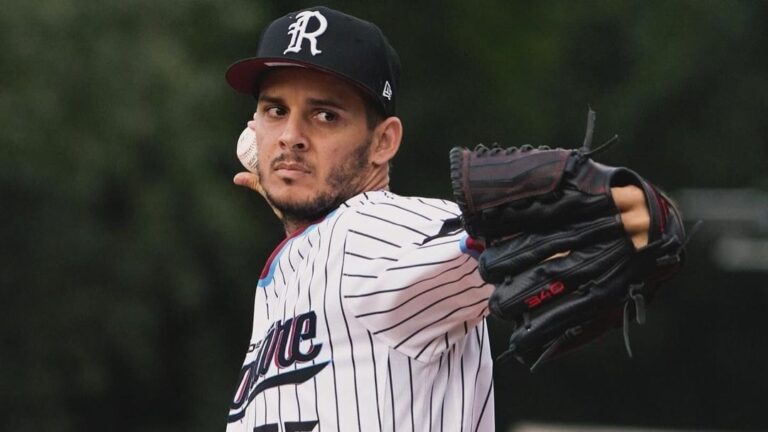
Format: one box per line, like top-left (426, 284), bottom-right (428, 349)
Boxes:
top-left (264, 106), bottom-right (287, 117)
top-left (314, 110), bottom-right (338, 123)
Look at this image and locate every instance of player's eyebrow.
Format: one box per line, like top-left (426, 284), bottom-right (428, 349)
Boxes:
top-left (257, 94), bottom-right (349, 112)
top-left (306, 97), bottom-right (348, 111)
top-left (257, 95), bottom-right (284, 105)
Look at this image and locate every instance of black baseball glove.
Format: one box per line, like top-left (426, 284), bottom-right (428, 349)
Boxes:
top-left (449, 111), bottom-right (689, 371)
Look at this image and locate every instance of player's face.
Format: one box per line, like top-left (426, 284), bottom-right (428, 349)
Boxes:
top-left (252, 68), bottom-right (375, 222)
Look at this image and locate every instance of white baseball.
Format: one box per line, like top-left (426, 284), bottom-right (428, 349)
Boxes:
top-left (236, 127), bottom-right (259, 173)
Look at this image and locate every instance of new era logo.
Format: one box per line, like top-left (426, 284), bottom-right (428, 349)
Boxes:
top-left (382, 81), bottom-right (392, 100)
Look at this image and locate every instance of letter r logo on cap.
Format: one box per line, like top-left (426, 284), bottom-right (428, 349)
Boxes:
top-left (284, 11), bottom-right (328, 56)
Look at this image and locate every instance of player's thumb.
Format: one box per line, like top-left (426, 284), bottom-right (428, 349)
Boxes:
top-left (233, 172), bottom-right (261, 192)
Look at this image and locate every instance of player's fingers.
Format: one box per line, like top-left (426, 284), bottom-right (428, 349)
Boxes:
top-left (622, 207), bottom-right (650, 249)
top-left (611, 185), bottom-right (650, 249)
top-left (610, 185), bottom-right (644, 212)
top-left (479, 215), bottom-right (625, 283)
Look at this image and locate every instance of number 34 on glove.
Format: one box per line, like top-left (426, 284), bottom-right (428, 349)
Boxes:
top-left (449, 110), bottom-right (693, 371)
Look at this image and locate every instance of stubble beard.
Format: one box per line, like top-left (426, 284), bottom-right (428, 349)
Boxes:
top-left (261, 138), bottom-right (372, 228)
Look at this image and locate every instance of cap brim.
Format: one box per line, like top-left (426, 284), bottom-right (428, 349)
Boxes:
top-left (225, 58), bottom-right (381, 109)
top-left (226, 58), bottom-right (310, 94)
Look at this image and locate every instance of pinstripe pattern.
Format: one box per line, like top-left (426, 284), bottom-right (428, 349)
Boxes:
top-left (227, 191), bottom-right (494, 431)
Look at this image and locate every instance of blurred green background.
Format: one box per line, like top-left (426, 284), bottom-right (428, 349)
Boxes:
top-left (2, 0), bottom-right (767, 431)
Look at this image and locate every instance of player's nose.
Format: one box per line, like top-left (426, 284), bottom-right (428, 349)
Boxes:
top-left (278, 114), bottom-right (308, 152)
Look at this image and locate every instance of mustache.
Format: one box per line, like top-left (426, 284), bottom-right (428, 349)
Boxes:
top-left (270, 152), bottom-right (312, 171)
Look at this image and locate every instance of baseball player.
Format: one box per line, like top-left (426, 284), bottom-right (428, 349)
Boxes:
top-left (224, 6), bottom-right (682, 432)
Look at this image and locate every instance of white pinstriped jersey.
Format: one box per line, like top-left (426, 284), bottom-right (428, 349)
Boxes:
top-left (227, 190), bottom-right (495, 432)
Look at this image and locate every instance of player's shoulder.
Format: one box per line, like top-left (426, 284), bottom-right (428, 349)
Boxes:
top-left (332, 191), bottom-right (461, 243)
top-left (339, 190), bottom-right (460, 220)
top-left (335, 191), bottom-right (460, 253)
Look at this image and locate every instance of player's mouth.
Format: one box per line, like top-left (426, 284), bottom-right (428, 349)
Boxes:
top-left (273, 160), bottom-right (312, 180)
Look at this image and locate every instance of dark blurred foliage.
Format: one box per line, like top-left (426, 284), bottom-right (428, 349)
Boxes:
top-left (1, 1), bottom-right (767, 431)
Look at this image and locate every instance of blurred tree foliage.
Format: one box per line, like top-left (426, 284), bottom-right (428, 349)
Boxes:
top-left (1, 1), bottom-right (766, 431)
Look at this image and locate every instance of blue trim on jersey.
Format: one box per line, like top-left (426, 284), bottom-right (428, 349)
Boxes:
top-left (459, 234), bottom-right (481, 259)
top-left (257, 210), bottom-right (338, 288)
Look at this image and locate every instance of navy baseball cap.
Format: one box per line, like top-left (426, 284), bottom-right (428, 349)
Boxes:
top-left (226, 6), bottom-right (400, 116)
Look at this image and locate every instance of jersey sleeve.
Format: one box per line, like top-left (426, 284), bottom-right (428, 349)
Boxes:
top-left (339, 196), bottom-right (493, 362)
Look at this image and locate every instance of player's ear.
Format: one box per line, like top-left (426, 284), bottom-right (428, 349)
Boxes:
top-left (370, 116), bottom-right (402, 166)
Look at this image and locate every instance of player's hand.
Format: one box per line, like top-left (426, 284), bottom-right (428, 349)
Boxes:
top-left (233, 171), bottom-right (264, 194)
top-left (611, 185), bottom-right (650, 249)
top-left (233, 171), bottom-right (284, 220)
